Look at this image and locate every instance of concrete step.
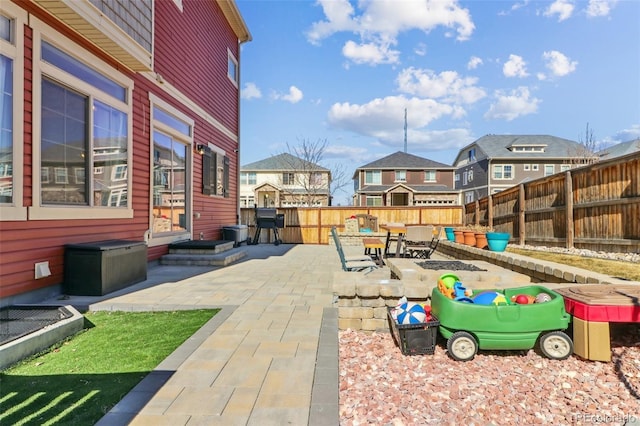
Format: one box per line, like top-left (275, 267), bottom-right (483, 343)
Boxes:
top-left (160, 247), bottom-right (247, 266)
top-left (168, 240), bottom-right (235, 255)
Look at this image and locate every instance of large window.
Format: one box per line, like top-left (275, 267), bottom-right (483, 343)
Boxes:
top-left (0, 4), bottom-right (26, 220)
top-left (395, 170), bottom-right (406, 182)
top-left (493, 164), bottom-right (513, 180)
top-left (32, 23), bottom-right (133, 219)
top-left (151, 103), bottom-right (192, 235)
top-left (364, 170), bottom-right (381, 185)
top-left (40, 49), bottom-right (128, 207)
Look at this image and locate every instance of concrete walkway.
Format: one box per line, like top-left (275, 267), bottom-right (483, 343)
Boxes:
top-left (72, 243), bottom-right (348, 426)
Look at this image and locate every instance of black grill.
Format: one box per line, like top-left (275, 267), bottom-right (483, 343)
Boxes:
top-left (252, 208), bottom-right (284, 245)
top-left (0, 306), bottom-right (74, 345)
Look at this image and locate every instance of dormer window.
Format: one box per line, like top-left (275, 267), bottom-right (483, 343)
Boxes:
top-left (510, 145), bottom-right (546, 152)
top-left (468, 148), bottom-right (476, 161)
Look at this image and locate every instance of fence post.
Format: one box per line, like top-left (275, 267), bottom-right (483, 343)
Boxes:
top-left (519, 184), bottom-right (526, 245)
top-left (475, 200), bottom-right (480, 225)
top-left (487, 194), bottom-right (493, 228)
top-left (565, 171), bottom-right (574, 248)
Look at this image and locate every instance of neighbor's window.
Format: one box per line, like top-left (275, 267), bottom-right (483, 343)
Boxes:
top-left (424, 170), bottom-right (436, 182)
top-left (364, 170), bottom-right (381, 185)
top-left (493, 164), bottom-right (513, 180)
top-left (366, 195), bottom-right (382, 206)
top-left (282, 172), bottom-right (295, 185)
top-left (544, 165), bottom-right (555, 176)
top-left (240, 172), bottom-right (256, 185)
top-left (524, 164), bottom-right (531, 171)
top-left (532, 164), bottom-right (539, 171)
top-left (560, 164), bottom-right (572, 172)
top-left (40, 40), bottom-right (130, 208)
top-left (395, 170), bottom-right (406, 182)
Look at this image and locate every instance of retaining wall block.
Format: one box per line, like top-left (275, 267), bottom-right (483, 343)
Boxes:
top-left (338, 318), bottom-right (362, 330)
top-left (339, 306), bottom-right (373, 319)
top-left (362, 318), bottom-right (388, 331)
top-left (360, 297), bottom-right (386, 308)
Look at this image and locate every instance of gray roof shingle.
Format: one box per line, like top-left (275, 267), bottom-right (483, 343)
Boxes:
top-left (358, 151), bottom-right (453, 169)
top-left (242, 153), bottom-right (329, 172)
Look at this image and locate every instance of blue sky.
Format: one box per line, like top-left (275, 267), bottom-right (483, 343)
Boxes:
top-left (236, 0), bottom-right (639, 202)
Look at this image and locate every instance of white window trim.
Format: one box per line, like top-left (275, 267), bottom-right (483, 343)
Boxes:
top-left (493, 164), bottom-right (514, 180)
top-left (544, 164), bottom-right (555, 176)
top-left (524, 164), bottom-right (531, 171)
top-left (532, 164), bottom-right (539, 171)
top-left (0, 3), bottom-right (27, 221)
top-left (148, 93), bottom-right (194, 247)
top-left (424, 170), bottom-right (436, 182)
top-left (227, 48), bottom-right (238, 88)
top-left (29, 17), bottom-right (134, 220)
top-left (394, 170), bottom-right (406, 182)
top-left (364, 170), bottom-right (381, 185)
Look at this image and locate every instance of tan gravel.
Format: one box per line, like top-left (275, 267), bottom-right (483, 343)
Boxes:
top-left (339, 324), bottom-right (640, 425)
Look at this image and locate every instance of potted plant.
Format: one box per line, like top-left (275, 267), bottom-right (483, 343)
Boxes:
top-left (486, 232), bottom-right (511, 252)
top-left (453, 228), bottom-right (465, 243)
top-left (462, 229), bottom-right (476, 246)
top-left (470, 225), bottom-right (492, 249)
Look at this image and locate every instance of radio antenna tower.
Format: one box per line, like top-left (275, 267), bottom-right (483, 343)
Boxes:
top-left (404, 108), bottom-right (407, 153)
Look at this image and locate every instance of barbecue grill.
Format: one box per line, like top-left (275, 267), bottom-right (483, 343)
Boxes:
top-left (252, 208), bottom-right (284, 245)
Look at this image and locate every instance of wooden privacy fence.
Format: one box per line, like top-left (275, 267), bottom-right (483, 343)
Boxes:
top-left (240, 206), bottom-right (463, 244)
top-left (464, 151), bottom-right (640, 253)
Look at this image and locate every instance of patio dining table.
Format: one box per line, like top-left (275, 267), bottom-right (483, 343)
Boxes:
top-left (379, 224), bottom-right (406, 258)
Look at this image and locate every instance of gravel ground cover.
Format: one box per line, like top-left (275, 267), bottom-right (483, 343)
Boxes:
top-left (339, 324), bottom-right (640, 425)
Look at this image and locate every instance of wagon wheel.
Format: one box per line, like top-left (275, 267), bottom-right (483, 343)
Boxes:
top-left (539, 331), bottom-right (573, 360)
top-left (447, 331), bottom-right (478, 361)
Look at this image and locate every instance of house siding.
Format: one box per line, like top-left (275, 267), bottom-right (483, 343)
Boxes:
top-left (1, 0), bottom-right (246, 303)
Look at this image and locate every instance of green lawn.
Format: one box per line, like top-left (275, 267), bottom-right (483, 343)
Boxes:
top-left (0, 309), bottom-right (217, 425)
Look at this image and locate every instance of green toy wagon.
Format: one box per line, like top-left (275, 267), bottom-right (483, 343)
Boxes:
top-left (430, 285), bottom-right (573, 361)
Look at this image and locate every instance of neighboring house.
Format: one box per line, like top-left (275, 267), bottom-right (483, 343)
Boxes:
top-left (453, 135), bottom-right (587, 203)
top-left (597, 139), bottom-right (640, 160)
top-left (352, 151), bottom-right (458, 206)
top-left (0, 0), bottom-right (250, 304)
top-left (240, 153), bottom-right (332, 208)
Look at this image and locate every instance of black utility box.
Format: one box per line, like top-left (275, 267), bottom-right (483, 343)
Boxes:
top-left (64, 240), bottom-right (147, 296)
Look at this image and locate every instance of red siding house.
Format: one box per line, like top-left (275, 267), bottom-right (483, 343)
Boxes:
top-left (0, 0), bottom-right (251, 305)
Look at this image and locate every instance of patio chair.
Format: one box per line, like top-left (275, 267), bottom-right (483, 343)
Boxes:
top-left (330, 227), bottom-right (378, 272)
top-left (403, 225), bottom-right (440, 259)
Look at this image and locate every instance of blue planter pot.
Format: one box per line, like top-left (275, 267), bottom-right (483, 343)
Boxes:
top-left (444, 227), bottom-right (455, 242)
top-left (486, 232), bottom-right (510, 252)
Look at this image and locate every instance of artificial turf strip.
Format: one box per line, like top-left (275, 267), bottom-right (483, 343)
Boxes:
top-left (0, 309), bottom-right (218, 426)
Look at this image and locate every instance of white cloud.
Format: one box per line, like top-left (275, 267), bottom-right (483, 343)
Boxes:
top-left (307, 0), bottom-right (475, 65)
top-left (543, 0), bottom-right (575, 22)
top-left (342, 40), bottom-right (400, 65)
top-left (611, 124), bottom-right (640, 142)
top-left (414, 42), bottom-right (427, 56)
top-left (484, 87), bottom-right (540, 121)
top-left (503, 54), bottom-right (529, 78)
top-left (586, 0), bottom-right (617, 17)
top-left (542, 50), bottom-right (578, 77)
top-left (273, 86), bottom-right (304, 104)
top-left (241, 82), bottom-right (262, 100)
top-left (467, 56), bottom-right (483, 70)
top-left (327, 95), bottom-right (464, 141)
top-left (396, 67), bottom-right (486, 104)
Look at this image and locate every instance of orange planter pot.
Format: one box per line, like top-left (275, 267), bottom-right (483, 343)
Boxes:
top-left (463, 231), bottom-right (476, 246)
top-left (475, 232), bottom-right (488, 249)
top-left (453, 230), bottom-right (464, 243)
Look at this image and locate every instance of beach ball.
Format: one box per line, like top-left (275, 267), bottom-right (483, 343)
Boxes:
top-left (473, 291), bottom-right (508, 305)
top-left (396, 302), bottom-right (427, 324)
top-left (535, 293), bottom-right (552, 303)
